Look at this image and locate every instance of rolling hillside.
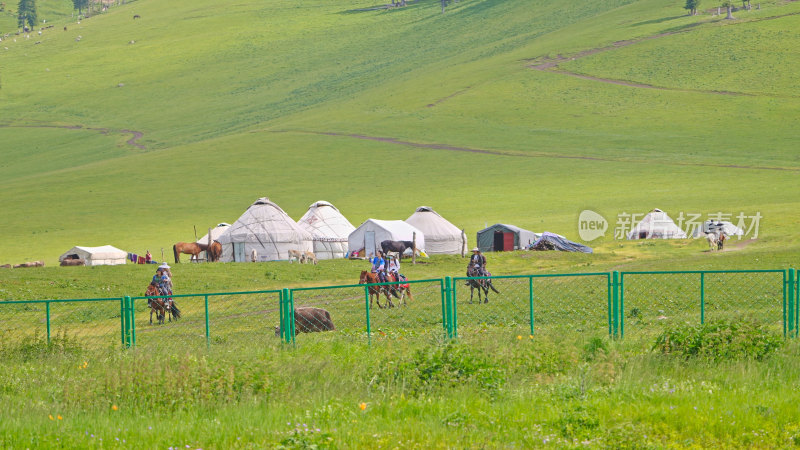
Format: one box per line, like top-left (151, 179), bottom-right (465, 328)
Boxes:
top-left (1, 0), bottom-right (799, 265)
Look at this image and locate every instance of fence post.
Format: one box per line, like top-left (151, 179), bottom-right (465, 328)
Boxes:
top-left (788, 269), bottom-right (796, 338)
top-left (700, 272), bottom-right (705, 325)
top-left (529, 276), bottom-right (534, 336)
top-left (204, 294), bottom-right (210, 348)
top-left (122, 296), bottom-right (133, 348)
top-left (279, 289), bottom-right (286, 342)
top-left (120, 297), bottom-right (126, 347)
top-left (46, 301), bottom-right (51, 345)
top-left (364, 285), bottom-right (371, 341)
top-left (289, 290), bottom-right (296, 344)
top-left (614, 271), bottom-right (622, 339)
top-left (440, 278), bottom-right (448, 334)
top-left (795, 268), bottom-right (799, 338)
top-left (444, 276), bottom-right (454, 338)
top-left (130, 296), bottom-right (136, 347)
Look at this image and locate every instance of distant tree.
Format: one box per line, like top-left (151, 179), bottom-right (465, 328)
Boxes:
top-left (72, 0), bottom-right (88, 15)
top-left (16, 0), bottom-right (36, 31)
top-left (684, 0), bottom-right (700, 15)
top-left (721, 0), bottom-right (734, 19)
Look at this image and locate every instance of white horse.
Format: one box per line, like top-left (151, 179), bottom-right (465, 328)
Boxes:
top-left (706, 233), bottom-right (718, 251)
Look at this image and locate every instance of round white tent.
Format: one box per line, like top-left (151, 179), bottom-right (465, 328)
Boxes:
top-left (59, 245), bottom-right (127, 266)
top-left (297, 201), bottom-right (356, 260)
top-left (691, 220), bottom-right (745, 238)
top-left (196, 223), bottom-right (231, 245)
top-left (216, 198), bottom-right (312, 262)
top-left (405, 206), bottom-right (466, 255)
top-left (348, 219), bottom-right (425, 258)
top-left (627, 208), bottom-right (688, 239)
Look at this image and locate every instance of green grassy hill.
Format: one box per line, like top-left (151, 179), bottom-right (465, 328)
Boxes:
top-left (0, 0), bottom-right (798, 269)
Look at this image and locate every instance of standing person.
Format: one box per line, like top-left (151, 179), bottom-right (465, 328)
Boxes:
top-left (468, 247), bottom-right (487, 276)
top-left (371, 251), bottom-right (387, 283)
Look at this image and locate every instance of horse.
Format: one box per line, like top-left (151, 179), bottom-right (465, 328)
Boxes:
top-left (380, 240), bottom-right (421, 260)
top-left (386, 272), bottom-right (413, 306)
top-left (466, 263), bottom-right (499, 304)
top-left (145, 283), bottom-right (169, 325)
top-left (717, 233), bottom-right (726, 250)
top-left (359, 271), bottom-right (395, 308)
top-left (207, 241), bottom-right (222, 262)
top-left (706, 233), bottom-right (718, 251)
top-left (173, 242), bottom-right (208, 263)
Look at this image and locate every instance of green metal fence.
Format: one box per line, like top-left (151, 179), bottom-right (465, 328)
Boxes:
top-left (619, 270), bottom-right (789, 341)
top-left (0, 269), bottom-right (797, 352)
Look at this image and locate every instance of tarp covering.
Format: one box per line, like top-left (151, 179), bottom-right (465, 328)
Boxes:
top-left (58, 245), bottom-right (127, 266)
top-left (297, 201), bottom-right (356, 260)
top-left (216, 198), bottom-right (313, 262)
top-left (529, 232), bottom-right (593, 253)
top-left (691, 220), bottom-right (745, 238)
top-left (476, 224), bottom-right (539, 252)
top-left (627, 208), bottom-right (687, 239)
top-left (348, 219), bottom-right (425, 258)
top-left (404, 206), bottom-right (466, 255)
top-left (196, 223), bottom-right (231, 244)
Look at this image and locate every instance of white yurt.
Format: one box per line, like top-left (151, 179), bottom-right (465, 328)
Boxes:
top-left (215, 198), bottom-right (313, 262)
top-left (196, 223), bottom-right (231, 244)
top-left (296, 201), bottom-right (356, 260)
top-left (405, 206), bottom-right (466, 255)
top-left (348, 219), bottom-right (425, 258)
top-left (58, 245), bottom-right (127, 266)
top-left (691, 220), bottom-right (745, 238)
top-left (627, 208), bottom-right (688, 239)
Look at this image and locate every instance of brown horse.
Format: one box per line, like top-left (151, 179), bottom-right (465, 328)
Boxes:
top-left (173, 242), bottom-right (208, 263)
top-left (359, 271), bottom-right (413, 308)
top-left (207, 241), bottom-right (222, 262)
top-left (359, 271), bottom-right (394, 309)
top-left (145, 283), bottom-right (169, 325)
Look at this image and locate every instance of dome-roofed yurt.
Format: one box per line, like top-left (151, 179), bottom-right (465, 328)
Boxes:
top-left (216, 198), bottom-right (312, 262)
top-left (404, 206), bottom-right (466, 255)
top-left (297, 201), bottom-right (356, 260)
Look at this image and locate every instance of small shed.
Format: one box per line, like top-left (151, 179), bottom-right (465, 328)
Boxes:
top-left (476, 224), bottom-right (539, 252)
top-left (58, 245), bottom-right (128, 266)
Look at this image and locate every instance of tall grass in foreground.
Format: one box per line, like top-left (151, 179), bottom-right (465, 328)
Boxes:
top-left (1, 323), bottom-right (799, 448)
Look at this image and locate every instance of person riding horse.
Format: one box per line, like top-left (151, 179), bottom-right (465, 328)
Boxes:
top-left (371, 251), bottom-right (387, 283)
top-left (468, 247), bottom-right (487, 277)
top-left (151, 263), bottom-right (181, 319)
top-left (387, 254), bottom-right (403, 282)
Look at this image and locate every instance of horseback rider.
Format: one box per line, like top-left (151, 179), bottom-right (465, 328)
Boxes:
top-left (371, 251), bottom-right (387, 283)
top-left (387, 254), bottom-right (403, 282)
top-left (468, 247), bottom-right (487, 276)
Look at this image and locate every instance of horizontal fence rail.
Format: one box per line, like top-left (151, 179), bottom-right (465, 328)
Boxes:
top-left (0, 270), bottom-right (796, 352)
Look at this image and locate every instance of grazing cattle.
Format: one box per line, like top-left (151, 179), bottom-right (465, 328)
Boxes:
top-left (303, 251), bottom-right (318, 265)
top-left (207, 241), bottom-right (222, 262)
top-left (60, 258), bottom-right (86, 266)
top-left (275, 307), bottom-right (335, 337)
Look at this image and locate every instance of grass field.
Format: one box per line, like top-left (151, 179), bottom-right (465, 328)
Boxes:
top-left (2, 0), bottom-right (800, 446)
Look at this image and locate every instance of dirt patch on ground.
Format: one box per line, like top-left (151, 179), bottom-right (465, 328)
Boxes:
top-left (724, 238), bottom-right (757, 251)
top-left (280, 130), bottom-right (799, 172)
top-left (527, 11), bottom-right (800, 95)
top-left (1, 124), bottom-right (145, 149)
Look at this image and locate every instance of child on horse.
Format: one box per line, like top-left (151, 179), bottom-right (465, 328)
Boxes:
top-left (387, 254), bottom-right (404, 282)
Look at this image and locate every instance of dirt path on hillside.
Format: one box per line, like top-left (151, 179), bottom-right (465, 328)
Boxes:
top-left (0, 124), bottom-right (145, 149)
top-left (278, 130), bottom-right (799, 172)
top-left (527, 11), bottom-right (800, 94)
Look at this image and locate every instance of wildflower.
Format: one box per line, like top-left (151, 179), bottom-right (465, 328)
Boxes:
top-left (517, 335), bottom-right (522, 340)
top-left (57, 415), bottom-right (62, 420)
top-left (529, 335), bottom-right (534, 339)
top-left (49, 415), bottom-right (54, 421)
top-left (359, 402), bottom-right (367, 410)
top-left (112, 405), bottom-right (118, 411)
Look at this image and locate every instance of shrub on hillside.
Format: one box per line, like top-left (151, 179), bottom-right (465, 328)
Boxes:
top-left (370, 341), bottom-right (505, 396)
top-left (653, 319), bottom-right (783, 361)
